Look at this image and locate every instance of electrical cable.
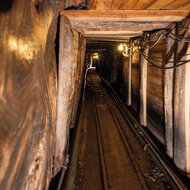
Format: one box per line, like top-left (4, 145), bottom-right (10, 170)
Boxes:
top-left (140, 51), bottom-right (190, 69)
top-left (167, 32), bottom-right (190, 42)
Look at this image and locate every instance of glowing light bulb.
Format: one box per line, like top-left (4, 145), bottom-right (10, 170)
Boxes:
top-left (118, 43), bottom-right (124, 51)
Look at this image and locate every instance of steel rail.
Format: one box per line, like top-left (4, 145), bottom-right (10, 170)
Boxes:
top-left (91, 84), bottom-right (109, 190)
top-left (101, 77), bottom-right (189, 190)
top-left (101, 87), bottom-right (149, 190)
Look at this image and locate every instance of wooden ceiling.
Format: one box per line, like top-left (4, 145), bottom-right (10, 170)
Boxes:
top-left (63, 0), bottom-right (190, 40)
top-left (87, 0), bottom-right (190, 10)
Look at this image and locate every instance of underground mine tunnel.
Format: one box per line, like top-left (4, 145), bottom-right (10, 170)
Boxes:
top-left (0, 0), bottom-right (190, 190)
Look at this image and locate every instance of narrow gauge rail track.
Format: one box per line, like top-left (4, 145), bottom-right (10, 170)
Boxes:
top-left (91, 78), bottom-right (149, 190)
top-left (101, 77), bottom-right (190, 190)
top-left (67, 72), bottom-right (185, 190)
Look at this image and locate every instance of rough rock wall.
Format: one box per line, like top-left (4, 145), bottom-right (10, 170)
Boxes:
top-left (0, 0), bottom-right (62, 189)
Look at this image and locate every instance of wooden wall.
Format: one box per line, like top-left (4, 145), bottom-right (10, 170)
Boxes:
top-left (55, 15), bottom-right (86, 173)
top-left (131, 45), bottom-right (140, 113)
top-left (147, 33), bottom-right (166, 143)
top-left (87, 0), bottom-right (190, 10)
top-left (116, 18), bottom-right (190, 175)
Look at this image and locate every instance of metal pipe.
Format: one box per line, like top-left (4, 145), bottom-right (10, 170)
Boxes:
top-left (57, 154), bottom-right (70, 190)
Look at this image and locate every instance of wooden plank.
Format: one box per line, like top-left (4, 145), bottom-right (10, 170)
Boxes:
top-left (164, 24), bottom-right (176, 158)
top-left (174, 20), bottom-right (190, 175)
top-left (127, 40), bottom-right (133, 105)
top-left (178, 2), bottom-right (190, 9)
top-left (82, 30), bottom-right (142, 39)
top-left (163, 0), bottom-right (190, 9)
top-left (96, 0), bottom-right (113, 9)
top-left (55, 15), bottom-right (73, 172)
top-left (70, 30), bottom-right (79, 129)
top-left (83, 34), bottom-right (138, 40)
top-left (61, 10), bottom-right (189, 22)
top-left (110, 0), bottom-right (124, 9)
top-left (140, 44), bottom-right (148, 126)
top-left (121, 0), bottom-right (138, 9)
top-left (148, 0), bottom-right (190, 9)
top-left (71, 21), bottom-right (170, 34)
top-left (70, 34), bottom-right (86, 128)
top-left (147, 0), bottom-right (175, 9)
top-left (83, 30), bottom-right (142, 35)
top-left (122, 0), bottom-right (155, 10)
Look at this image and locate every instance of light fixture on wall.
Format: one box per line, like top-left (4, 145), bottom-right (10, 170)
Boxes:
top-left (118, 43), bottom-right (129, 57)
top-left (93, 53), bottom-right (99, 59)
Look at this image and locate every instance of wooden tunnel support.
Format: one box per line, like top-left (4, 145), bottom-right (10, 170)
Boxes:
top-left (55, 15), bottom-right (79, 172)
top-left (173, 20), bottom-right (190, 174)
top-left (164, 23), bottom-right (176, 158)
top-left (127, 40), bottom-right (133, 106)
top-left (140, 43), bottom-right (148, 126)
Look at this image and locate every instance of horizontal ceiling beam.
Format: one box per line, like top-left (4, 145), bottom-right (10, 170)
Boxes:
top-left (83, 34), bottom-right (138, 40)
top-left (61, 10), bottom-right (189, 22)
top-left (70, 21), bottom-right (170, 33)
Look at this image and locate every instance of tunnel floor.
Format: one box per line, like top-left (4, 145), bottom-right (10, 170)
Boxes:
top-left (63, 71), bottom-right (172, 190)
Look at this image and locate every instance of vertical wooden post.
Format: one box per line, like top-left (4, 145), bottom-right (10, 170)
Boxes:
top-left (55, 15), bottom-right (74, 172)
top-left (127, 40), bottom-right (133, 106)
top-left (164, 24), bottom-right (176, 158)
top-left (70, 30), bottom-right (79, 128)
top-left (140, 45), bottom-right (148, 126)
top-left (70, 35), bottom-right (86, 128)
top-left (174, 20), bottom-right (190, 174)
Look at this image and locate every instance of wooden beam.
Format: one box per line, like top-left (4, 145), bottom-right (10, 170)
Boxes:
top-left (127, 40), bottom-right (133, 105)
top-left (87, 38), bottom-right (129, 42)
top-left (83, 34), bottom-right (139, 40)
top-left (140, 44), bottom-right (148, 126)
top-left (70, 21), bottom-right (170, 32)
top-left (61, 10), bottom-right (189, 22)
top-left (173, 20), bottom-right (190, 175)
top-left (55, 15), bottom-right (75, 172)
top-left (147, 0), bottom-right (175, 9)
top-left (83, 30), bottom-right (143, 39)
top-left (121, 0), bottom-right (155, 10)
top-left (164, 24), bottom-right (176, 158)
top-left (83, 30), bottom-right (142, 35)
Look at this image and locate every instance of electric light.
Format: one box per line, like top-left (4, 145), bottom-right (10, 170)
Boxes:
top-left (93, 53), bottom-right (99, 59)
top-left (118, 43), bottom-right (124, 51)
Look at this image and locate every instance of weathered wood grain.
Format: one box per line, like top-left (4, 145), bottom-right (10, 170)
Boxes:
top-left (55, 15), bottom-right (75, 172)
top-left (126, 40), bottom-right (133, 105)
top-left (70, 35), bottom-right (86, 128)
top-left (131, 49), bottom-right (140, 113)
top-left (140, 42), bottom-right (148, 126)
top-left (147, 0), bottom-right (175, 9)
top-left (110, 0), bottom-right (123, 10)
top-left (163, 0), bottom-right (190, 9)
top-left (164, 24), bottom-right (176, 158)
top-left (96, 0), bottom-right (113, 10)
top-left (173, 19), bottom-right (190, 175)
top-left (147, 34), bottom-right (165, 140)
top-left (87, 0), bottom-right (190, 10)
top-left (71, 21), bottom-right (169, 32)
top-left (61, 10), bottom-right (189, 22)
